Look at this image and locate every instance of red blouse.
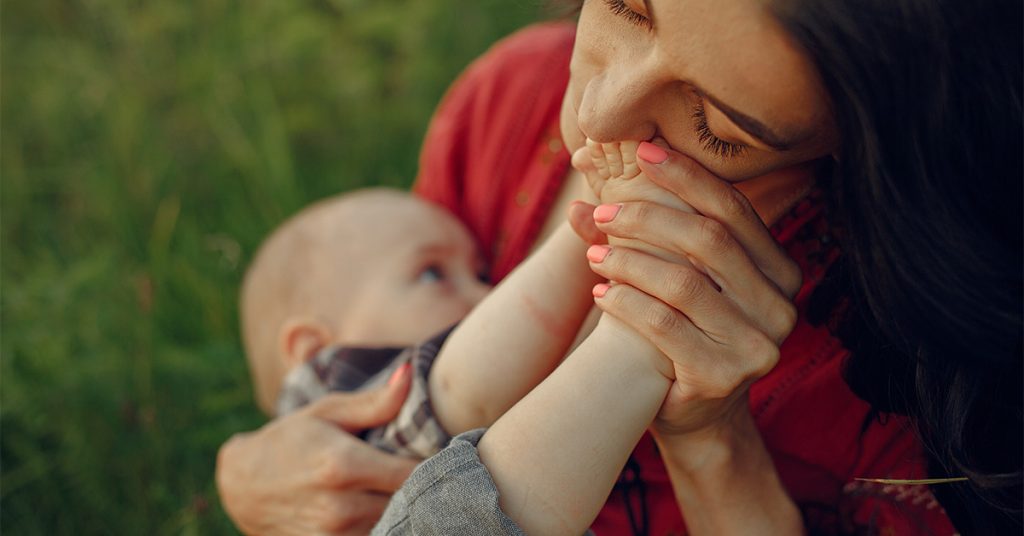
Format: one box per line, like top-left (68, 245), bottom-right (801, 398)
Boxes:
top-left (414, 22), bottom-right (955, 536)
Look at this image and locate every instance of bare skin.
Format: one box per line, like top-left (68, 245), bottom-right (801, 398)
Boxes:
top-left (216, 376), bottom-right (419, 535)
top-left (242, 190), bottom-right (492, 414)
top-left (480, 137), bottom-right (804, 534)
top-left (217, 0), bottom-right (842, 531)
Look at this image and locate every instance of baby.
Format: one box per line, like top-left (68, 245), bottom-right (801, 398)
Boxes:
top-left (239, 186), bottom-right (599, 456)
top-left (240, 188), bottom-right (491, 416)
top-left (241, 139), bottom-right (690, 463)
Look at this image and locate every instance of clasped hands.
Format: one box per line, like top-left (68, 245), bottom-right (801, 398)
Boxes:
top-left (567, 138), bottom-right (802, 442)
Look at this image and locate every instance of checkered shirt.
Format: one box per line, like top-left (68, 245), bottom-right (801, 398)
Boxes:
top-left (276, 326), bottom-right (456, 459)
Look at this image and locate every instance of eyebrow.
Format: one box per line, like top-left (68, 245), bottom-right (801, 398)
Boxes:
top-left (642, 0), bottom-right (807, 152)
top-left (697, 89), bottom-right (802, 152)
top-left (414, 243), bottom-right (456, 257)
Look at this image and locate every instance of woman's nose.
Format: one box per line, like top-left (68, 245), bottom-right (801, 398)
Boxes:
top-left (576, 67), bottom-right (660, 143)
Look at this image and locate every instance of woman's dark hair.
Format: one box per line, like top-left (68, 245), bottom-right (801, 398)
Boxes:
top-left (552, 0), bottom-right (1020, 531)
top-left (773, 0), bottom-right (1023, 532)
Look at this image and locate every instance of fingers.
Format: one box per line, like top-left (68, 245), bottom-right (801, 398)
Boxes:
top-left (591, 202), bottom-right (797, 343)
top-left (301, 491), bottom-right (393, 535)
top-left (567, 200), bottom-right (607, 245)
top-left (595, 283), bottom-right (705, 360)
top-left (315, 436), bottom-right (419, 492)
top-left (356, 448), bottom-right (420, 493)
top-left (636, 142), bottom-right (802, 298)
top-left (593, 202), bottom-right (750, 286)
top-left (303, 364), bottom-right (412, 432)
top-left (594, 283), bottom-right (779, 397)
top-left (588, 244), bottom-right (745, 344)
top-left (326, 493), bottom-right (392, 535)
top-left (215, 406), bottom-right (412, 536)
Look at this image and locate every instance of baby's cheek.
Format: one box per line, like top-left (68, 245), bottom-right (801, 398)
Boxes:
top-left (406, 296), bottom-right (470, 339)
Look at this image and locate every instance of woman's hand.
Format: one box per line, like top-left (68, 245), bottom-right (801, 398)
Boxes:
top-left (570, 143), bottom-right (803, 438)
top-left (570, 144), bottom-right (808, 534)
top-left (215, 374), bottom-right (419, 535)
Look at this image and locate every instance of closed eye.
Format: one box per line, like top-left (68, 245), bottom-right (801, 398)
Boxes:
top-left (693, 101), bottom-right (747, 158)
top-left (604, 0), bottom-right (652, 30)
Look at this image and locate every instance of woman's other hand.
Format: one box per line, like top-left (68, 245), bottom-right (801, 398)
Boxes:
top-left (215, 375), bottom-right (419, 535)
top-left (584, 142), bottom-right (803, 437)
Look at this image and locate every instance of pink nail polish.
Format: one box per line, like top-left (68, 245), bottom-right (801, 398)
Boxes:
top-left (637, 141), bottom-right (668, 164)
top-left (586, 244), bottom-right (611, 263)
top-left (388, 362), bottom-right (411, 387)
top-left (593, 204), bottom-right (622, 223)
top-left (592, 283), bottom-right (611, 298)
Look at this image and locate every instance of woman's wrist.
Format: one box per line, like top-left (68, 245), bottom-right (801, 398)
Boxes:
top-left (652, 405), bottom-right (805, 535)
top-left (652, 403), bottom-right (757, 474)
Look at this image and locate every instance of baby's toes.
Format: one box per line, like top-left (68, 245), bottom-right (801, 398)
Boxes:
top-left (586, 138), bottom-right (611, 181)
top-left (572, 146), bottom-right (606, 197)
top-left (601, 142), bottom-right (624, 179)
top-left (619, 140), bottom-right (641, 180)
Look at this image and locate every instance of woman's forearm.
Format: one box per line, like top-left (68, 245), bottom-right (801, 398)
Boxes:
top-left (653, 410), bottom-right (805, 535)
top-left (477, 315), bottom-right (674, 535)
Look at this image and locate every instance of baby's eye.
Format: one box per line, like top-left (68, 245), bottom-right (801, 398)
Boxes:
top-left (417, 264), bottom-right (446, 284)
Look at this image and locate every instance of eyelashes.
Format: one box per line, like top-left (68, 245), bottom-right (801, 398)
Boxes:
top-left (693, 102), bottom-right (746, 158)
top-left (603, 0), bottom-right (747, 159)
top-left (603, 0), bottom-right (652, 30)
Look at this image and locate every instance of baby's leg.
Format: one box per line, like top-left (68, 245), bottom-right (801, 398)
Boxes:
top-left (572, 139), bottom-right (695, 266)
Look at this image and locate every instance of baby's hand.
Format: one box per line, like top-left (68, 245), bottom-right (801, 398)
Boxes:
top-left (572, 139), bottom-right (695, 265)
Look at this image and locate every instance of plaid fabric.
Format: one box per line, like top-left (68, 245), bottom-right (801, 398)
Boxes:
top-left (276, 326), bottom-right (456, 459)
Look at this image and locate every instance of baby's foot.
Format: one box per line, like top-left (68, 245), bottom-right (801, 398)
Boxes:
top-left (573, 139), bottom-right (694, 265)
top-left (581, 139), bottom-right (694, 211)
top-left (572, 139), bottom-right (640, 199)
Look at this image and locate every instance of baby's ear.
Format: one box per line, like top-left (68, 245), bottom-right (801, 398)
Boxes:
top-left (278, 318), bottom-right (333, 371)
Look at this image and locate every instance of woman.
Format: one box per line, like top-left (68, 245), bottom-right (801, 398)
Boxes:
top-left (217, 0), bottom-right (1021, 533)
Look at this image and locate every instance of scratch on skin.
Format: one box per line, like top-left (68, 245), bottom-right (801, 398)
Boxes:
top-left (521, 292), bottom-right (576, 341)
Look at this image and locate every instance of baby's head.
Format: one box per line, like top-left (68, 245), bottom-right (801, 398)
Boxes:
top-left (240, 188), bottom-right (491, 413)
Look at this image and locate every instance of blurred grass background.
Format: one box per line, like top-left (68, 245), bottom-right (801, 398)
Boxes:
top-left (1, 1), bottom-right (551, 533)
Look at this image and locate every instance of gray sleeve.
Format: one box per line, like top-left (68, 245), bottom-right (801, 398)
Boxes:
top-left (371, 428), bottom-right (527, 536)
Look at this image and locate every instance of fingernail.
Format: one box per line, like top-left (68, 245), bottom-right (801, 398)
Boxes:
top-left (586, 244), bottom-right (611, 263)
top-left (388, 362), bottom-right (411, 387)
top-left (592, 283), bottom-right (611, 298)
top-left (637, 141), bottom-right (668, 164)
top-left (593, 203), bottom-right (622, 223)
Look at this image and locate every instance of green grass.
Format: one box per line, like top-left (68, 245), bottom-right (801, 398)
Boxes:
top-left (1, 1), bottom-right (550, 533)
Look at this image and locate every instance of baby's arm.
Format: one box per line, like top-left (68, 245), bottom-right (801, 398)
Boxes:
top-left (477, 140), bottom-right (693, 534)
top-left (429, 217), bottom-right (603, 434)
